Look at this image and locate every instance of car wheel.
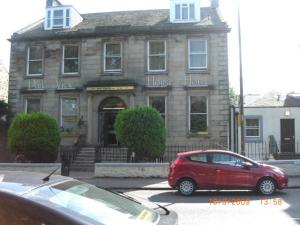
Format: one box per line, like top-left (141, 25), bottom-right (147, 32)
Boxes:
top-left (178, 179), bottom-right (196, 196)
top-left (258, 178), bottom-right (276, 195)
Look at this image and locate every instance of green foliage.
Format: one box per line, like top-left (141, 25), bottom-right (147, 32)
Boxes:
top-left (114, 106), bottom-right (166, 161)
top-left (8, 112), bottom-right (61, 163)
top-left (229, 87), bottom-right (239, 106)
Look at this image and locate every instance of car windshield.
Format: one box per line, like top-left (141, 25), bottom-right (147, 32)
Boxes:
top-left (26, 180), bottom-right (159, 225)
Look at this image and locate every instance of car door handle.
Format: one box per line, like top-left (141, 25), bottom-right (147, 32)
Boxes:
top-left (215, 169), bottom-right (221, 173)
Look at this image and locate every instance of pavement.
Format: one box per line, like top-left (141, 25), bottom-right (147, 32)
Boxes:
top-left (69, 171), bottom-right (300, 190)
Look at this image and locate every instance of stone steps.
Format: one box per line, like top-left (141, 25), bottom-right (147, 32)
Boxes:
top-left (70, 147), bottom-right (95, 172)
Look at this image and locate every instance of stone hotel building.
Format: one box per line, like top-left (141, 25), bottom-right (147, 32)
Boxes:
top-left (8, 0), bottom-right (230, 147)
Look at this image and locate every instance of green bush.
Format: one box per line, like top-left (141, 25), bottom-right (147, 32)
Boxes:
top-left (114, 106), bottom-right (166, 161)
top-left (8, 112), bottom-right (61, 163)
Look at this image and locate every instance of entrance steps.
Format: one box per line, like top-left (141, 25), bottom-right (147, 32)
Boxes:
top-left (70, 147), bottom-right (95, 172)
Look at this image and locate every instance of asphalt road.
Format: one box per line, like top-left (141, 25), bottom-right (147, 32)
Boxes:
top-left (124, 189), bottom-right (300, 225)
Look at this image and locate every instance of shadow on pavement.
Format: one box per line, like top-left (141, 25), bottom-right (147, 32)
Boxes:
top-left (149, 189), bottom-right (288, 204)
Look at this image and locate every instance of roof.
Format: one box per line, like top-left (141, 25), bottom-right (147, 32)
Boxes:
top-left (11, 7), bottom-right (229, 42)
top-left (244, 92), bottom-right (300, 108)
top-left (0, 171), bottom-right (71, 195)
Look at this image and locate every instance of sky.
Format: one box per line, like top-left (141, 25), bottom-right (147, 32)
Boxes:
top-left (1, 0), bottom-right (300, 94)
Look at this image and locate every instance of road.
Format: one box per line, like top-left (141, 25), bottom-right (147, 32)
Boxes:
top-left (124, 189), bottom-right (300, 225)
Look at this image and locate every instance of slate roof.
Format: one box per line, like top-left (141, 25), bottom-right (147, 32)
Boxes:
top-left (11, 7), bottom-right (229, 42)
top-left (244, 92), bottom-right (300, 107)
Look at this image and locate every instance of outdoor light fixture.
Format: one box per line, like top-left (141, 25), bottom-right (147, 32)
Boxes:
top-left (284, 110), bottom-right (291, 117)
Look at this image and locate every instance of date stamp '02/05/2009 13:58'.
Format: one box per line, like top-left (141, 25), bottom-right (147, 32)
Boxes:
top-left (209, 197), bottom-right (284, 206)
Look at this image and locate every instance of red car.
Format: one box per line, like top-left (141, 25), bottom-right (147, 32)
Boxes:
top-left (168, 150), bottom-right (288, 196)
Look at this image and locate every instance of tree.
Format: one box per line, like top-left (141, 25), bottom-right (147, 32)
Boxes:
top-left (229, 87), bottom-right (239, 106)
top-left (8, 112), bottom-right (61, 163)
top-left (114, 106), bottom-right (166, 161)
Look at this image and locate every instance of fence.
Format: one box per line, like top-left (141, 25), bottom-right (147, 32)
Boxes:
top-left (58, 145), bottom-right (80, 175)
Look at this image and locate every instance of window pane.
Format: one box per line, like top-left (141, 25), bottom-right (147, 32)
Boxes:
top-left (149, 56), bottom-right (165, 70)
top-left (175, 4), bottom-right (181, 19)
top-left (64, 59), bottom-right (79, 73)
top-left (53, 10), bottom-right (63, 17)
top-left (149, 42), bottom-right (164, 55)
top-left (105, 57), bottom-right (121, 70)
top-left (149, 96), bottom-right (165, 114)
top-left (246, 129), bottom-right (259, 137)
top-left (29, 46), bottom-right (43, 60)
top-left (182, 5), bottom-right (188, 19)
top-left (53, 18), bottom-right (64, 26)
top-left (246, 119), bottom-right (259, 127)
top-left (189, 153), bottom-right (207, 163)
top-left (29, 61), bottom-right (43, 74)
top-left (62, 99), bottom-right (78, 116)
top-left (64, 46), bottom-right (79, 58)
top-left (191, 96), bottom-right (206, 113)
top-left (191, 114), bottom-right (207, 133)
top-left (27, 99), bottom-right (40, 113)
top-left (190, 40), bottom-right (206, 52)
top-left (106, 44), bottom-right (121, 56)
top-left (189, 4), bottom-right (195, 19)
top-left (190, 54), bottom-right (206, 68)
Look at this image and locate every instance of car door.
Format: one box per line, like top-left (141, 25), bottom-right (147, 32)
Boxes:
top-left (184, 153), bottom-right (217, 189)
top-left (211, 153), bottom-right (252, 189)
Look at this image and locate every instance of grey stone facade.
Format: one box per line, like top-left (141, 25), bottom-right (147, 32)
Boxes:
top-left (8, 7), bottom-right (230, 147)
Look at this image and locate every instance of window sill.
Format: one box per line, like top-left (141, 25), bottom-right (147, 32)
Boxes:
top-left (24, 75), bottom-right (44, 79)
top-left (102, 72), bottom-right (123, 76)
top-left (144, 71), bottom-right (168, 76)
top-left (60, 74), bottom-right (81, 78)
top-left (187, 132), bottom-right (209, 138)
top-left (186, 70), bottom-right (209, 75)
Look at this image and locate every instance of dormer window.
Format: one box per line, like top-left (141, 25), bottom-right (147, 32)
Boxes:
top-left (170, 0), bottom-right (200, 23)
top-left (44, 4), bottom-right (82, 30)
top-left (175, 3), bottom-right (195, 20)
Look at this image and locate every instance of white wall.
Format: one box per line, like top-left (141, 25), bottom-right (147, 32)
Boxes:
top-left (244, 107), bottom-right (300, 156)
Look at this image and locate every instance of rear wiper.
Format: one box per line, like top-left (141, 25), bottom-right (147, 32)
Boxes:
top-left (42, 167), bottom-right (60, 182)
top-left (118, 191), bottom-right (170, 215)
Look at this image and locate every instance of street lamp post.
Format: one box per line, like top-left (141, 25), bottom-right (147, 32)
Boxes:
top-left (238, 2), bottom-right (245, 155)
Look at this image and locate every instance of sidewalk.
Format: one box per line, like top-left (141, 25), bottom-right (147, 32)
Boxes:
top-left (69, 171), bottom-right (300, 189)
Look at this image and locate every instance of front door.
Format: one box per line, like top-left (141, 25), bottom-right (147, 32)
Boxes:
top-left (98, 97), bottom-right (126, 146)
top-left (281, 119), bottom-right (295, 153)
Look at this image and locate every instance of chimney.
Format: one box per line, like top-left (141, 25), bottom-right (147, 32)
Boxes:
top-left (46, 0), bottom-right (53, 7)
top-left (211, 0), bottom-right (219, 8)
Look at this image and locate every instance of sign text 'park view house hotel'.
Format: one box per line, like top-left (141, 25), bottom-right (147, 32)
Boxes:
top-left (8, 0), bottom-right (230, 147)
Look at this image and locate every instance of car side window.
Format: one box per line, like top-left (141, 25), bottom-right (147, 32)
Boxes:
top-left (211, 153), bottom-right (245, 167)
top-left (187, 153), bottom-right (208, 163)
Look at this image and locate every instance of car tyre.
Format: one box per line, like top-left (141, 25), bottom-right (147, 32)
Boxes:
top-left (258, 178), bottom-right (276, 195)
top-left (178, 178), bottom-right (196, 196)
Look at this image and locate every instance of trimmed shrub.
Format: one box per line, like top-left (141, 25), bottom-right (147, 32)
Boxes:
top-left (8, 112), bottom-right (61, 163)
top-left (114, 106), bottom-right (166, 161)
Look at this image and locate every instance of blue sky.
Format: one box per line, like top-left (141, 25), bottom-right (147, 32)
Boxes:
top-left (1, 0), bottom-right (300, 94)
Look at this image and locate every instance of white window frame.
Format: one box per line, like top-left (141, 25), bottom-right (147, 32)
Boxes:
top-left (147, 40), bottom-right (167, 72)
top-left (25, 98), bottom-right (41, 113)
top-left (26, 46), bottom-right (43, 76)
top-left (188, 39), bottom-right (208, 70)
top-left (60, 97), bottom-right (79, 128)
top-left (245, 118), bottom-right (261, 138)
top-left (188, 96), bottom-right (208, 133)
top-left (147, 96), bottom-right (167, 125)
top-left (104, 42), bottom-right (122, 72)
top-left (174, 3), bottom-right (195, 21)
top-left (45, 7), bottom-right (72, 30)
top-left (62, 44), bottom-right (80, 75)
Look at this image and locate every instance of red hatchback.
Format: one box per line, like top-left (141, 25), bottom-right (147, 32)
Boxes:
top-left (168, 150), bottom-right (288, 196)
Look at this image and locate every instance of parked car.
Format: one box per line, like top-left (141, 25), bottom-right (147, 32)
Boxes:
top-left (0, 171), bottom-right (178, 225)
top-left (168, 150), bottom-right (288, 196)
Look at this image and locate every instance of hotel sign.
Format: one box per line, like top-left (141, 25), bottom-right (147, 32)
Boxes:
top-left (86, 86), bottom-right (135, 92)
